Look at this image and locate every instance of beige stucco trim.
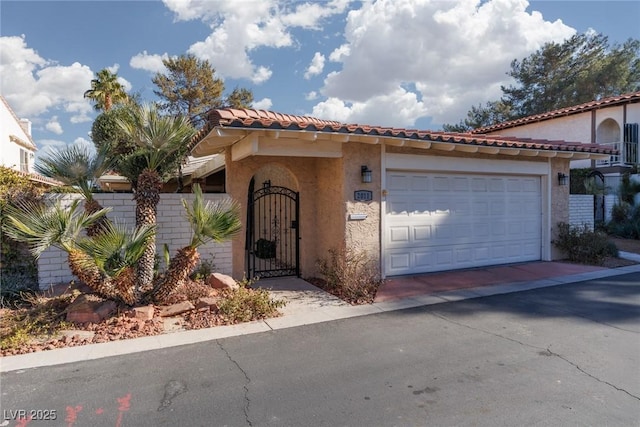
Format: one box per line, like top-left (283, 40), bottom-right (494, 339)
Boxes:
top-left (193, 127), bottom-right (612, 161)
top-left (9, 135), bottom-right (37, 151)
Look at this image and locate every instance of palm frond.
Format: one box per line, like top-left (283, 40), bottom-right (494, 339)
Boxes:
top-left (75, 221), bottom-right (155, 277)
top-left (2, 199), bottom-right (111, 257)
top-left (35, 144), bottom-right (113, 199)
top-left (115, 103), bottom-right (195, 179)
top-left (182, 184), bottom-right (242, 248)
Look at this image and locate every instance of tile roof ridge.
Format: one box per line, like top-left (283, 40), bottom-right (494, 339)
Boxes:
top-left (472, 91), bottom-right (640, 134)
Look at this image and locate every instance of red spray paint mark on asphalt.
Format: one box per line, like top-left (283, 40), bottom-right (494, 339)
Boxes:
top-left (115, 393), bottom-right (132, 427)
top-left (65, 405), bottom-right (82, 427)
top-left (14, 416), bottom-right (32, 427)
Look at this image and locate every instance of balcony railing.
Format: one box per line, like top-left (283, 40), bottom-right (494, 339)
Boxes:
top-left (595, 141), bottom-right (638, 167)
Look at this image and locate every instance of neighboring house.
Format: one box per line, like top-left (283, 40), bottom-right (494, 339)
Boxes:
top-left (472, 92), bottom-right (640, 222)
top-left (1, 95), bottom-right (36, 174)
top-left (0, 95), bottom-right (59, 186)
top-left (189, 108), bottom-right (612, 280)
top-left (97, 154), bottom-right (226, 193)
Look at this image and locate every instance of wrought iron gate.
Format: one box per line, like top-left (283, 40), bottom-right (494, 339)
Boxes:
top-left (247, 181), bottom-right (299, 278)
top-left (589, 170), bottom-right (606, 225)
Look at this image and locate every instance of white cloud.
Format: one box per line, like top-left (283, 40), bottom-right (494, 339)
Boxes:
top-left (318, 0), bottom-right (576, 126)
top-left (280, 0), bottom-right (352, 29)
top-left (305, 91), bottom-right (318, 101)
top-left (0, 36), bottom-right (96, 122)
top-left (252, 98), bottom-right (273, 110)
top-left (130, 51), bottom-right (170, 74)
top-left (304, 52), bottom-right (325, 79)
top-left (163, 0), bottom-right (350, 83)
top-left (45, 116), bottom-right (63, 134)
top-left (312, 88), bottom-right (427, 127)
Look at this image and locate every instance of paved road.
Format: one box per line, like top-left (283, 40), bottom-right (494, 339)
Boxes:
top-left (2, 273), bottom-right (639, 427)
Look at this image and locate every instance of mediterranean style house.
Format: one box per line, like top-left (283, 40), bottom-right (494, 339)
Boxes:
top-left (473, 92), bottom-right (639, 188)
top-left (188, 108), bottom-right (613, 280)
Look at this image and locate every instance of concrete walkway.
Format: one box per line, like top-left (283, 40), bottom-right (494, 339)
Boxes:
top-left (2, 261), bottom-right (640, 373)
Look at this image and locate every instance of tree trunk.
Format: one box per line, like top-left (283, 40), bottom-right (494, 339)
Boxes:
top-left (67, 249), bottom-right (135, 305)
top-left (84, 198), bottom-right (110, 237)
top-left (134, 168), bottom-right (162, 300)
top-left (151, 246), bottom-right (199, 304)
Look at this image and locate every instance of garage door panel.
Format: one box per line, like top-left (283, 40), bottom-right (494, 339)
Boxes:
top-left (414, 226), bottom-right (431, 241)
top-left (389, 226), bottom-right (410, 244)
top-left (385, 171), bottom-right (541, 275)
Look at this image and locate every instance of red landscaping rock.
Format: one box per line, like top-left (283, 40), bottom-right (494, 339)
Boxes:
top-left (128, 306), bottom-right (155, 320)
top-left (206, 273), bottom-right (239, 290)
top-left (66, 294), bottom-right (117, 324)
top-left (59, 330), bottom-right (96, 343)
top-left (195, 297), bottom-right (220, 310)
top-left (159, 301), bottom-right (195, 317)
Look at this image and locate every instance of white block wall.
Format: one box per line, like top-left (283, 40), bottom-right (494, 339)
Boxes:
top-left (569, 195), bottom-right (594, 229)
top-left (37, 193), bottom-right (233, 289)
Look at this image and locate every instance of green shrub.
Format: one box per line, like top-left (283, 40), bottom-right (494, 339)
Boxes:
top-left (607, 203), bottom-right (640, 239)
top-left (554, 222), bottom-right (618, 265)
top-left (610, 202), bottom-right (632, 224)
top-left (0, 166), bottom-right (43, 300)
top-left (218, 279), bottom-right (285, 324)
top-left (316, 245), bottom-right (383, 304)
top-left (189, 254), bottom-right (216, 281)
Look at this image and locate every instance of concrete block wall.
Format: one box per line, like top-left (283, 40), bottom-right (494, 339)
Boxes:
top-left (37, 193), bottom-right (233, 289)
top-left (569, 195), bottom-right (594, 229)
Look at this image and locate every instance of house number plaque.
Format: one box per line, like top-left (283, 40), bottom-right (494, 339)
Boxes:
top-left (354, 190), bottom-right (373, 201)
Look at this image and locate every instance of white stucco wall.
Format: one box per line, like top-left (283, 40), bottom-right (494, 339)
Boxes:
top-left (37, 193), bottom-right (233, 288)
top-left (486, 102), bottom-right (640, 169)
top-left (0, 97), bottom-right (36, 173)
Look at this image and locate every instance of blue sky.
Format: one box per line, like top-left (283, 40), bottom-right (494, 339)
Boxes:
top-left (1, 0), bottom-right (639, 159)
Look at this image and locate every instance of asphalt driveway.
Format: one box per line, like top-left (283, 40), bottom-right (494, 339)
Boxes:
top-left (1, 272), bottom-right (638, 426)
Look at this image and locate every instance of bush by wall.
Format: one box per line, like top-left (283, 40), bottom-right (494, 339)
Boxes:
top-left (0, 166), bottom-right (43, 302)
top-left (553, 222), bottom-right (618, 265)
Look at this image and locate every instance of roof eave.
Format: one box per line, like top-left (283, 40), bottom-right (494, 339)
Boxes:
top-left (190, 125), bottom-right (615, 160)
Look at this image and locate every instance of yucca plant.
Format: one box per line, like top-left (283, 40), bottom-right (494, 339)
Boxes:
top-left (151, 184), bottom-right (241, 303)
top-left (35, 143), bottom-right (113, 236)
top-left (114, 103), bottom-right (196, 298)
top-left (2, 199), bottom-right (154, 305)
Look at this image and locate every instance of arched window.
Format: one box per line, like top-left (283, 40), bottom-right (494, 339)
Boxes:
top-left (596, 118), bottom-right (621, 144)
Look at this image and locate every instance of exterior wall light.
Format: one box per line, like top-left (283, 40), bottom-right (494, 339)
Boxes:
top-left (558, 172), bottom-right (569, 186)
top-left (361, 165), bottom-right (372, 183)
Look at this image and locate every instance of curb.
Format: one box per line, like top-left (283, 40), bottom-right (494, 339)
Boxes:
top-left (2, 264), bottom-right (640, 373)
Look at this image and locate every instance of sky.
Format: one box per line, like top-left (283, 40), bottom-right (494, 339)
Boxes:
top-left (1, 0), bottom-right (639, 159)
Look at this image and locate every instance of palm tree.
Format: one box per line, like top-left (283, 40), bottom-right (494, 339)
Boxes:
top-left (84, 69), bottom-right (129, 112)
top-left (152, 184), bottom-right (241, 302)
top-left (115, 103), bottom-right (196, 298)
top-left (35, 143), bottom-right (112, 236)
top-left (2, 199), bottom-right (154, 305)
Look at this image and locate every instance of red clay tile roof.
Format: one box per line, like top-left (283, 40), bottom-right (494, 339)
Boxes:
top-left (191, 108), bottom-right (617, 155)
top-left (472, 91), bottom-right (640, 134)
top-left (14, 170), bottom-right (62, 186)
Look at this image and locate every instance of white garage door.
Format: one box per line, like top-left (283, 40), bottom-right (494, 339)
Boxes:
top-left (385, 171), bottom-right (542, 276)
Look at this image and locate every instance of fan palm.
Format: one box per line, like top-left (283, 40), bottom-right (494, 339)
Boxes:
top-left (2, 199), bottom-right (155, 305)
top-left (35, 143), bottom-right (113, 236)
top-left (115, 103), bottom-right (196, 297)
top-left (152, 184), bottom-right (241, 302)
top-left (84, 68), bottom-right (129, 112)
